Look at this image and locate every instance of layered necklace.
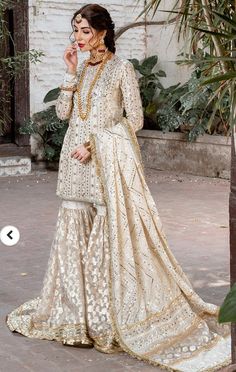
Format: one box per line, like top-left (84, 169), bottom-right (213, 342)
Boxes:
top-left (77, 50), bottom-right (113, 121)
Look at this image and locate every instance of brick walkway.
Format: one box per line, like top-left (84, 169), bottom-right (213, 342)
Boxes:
top-left (0, 169), bottom-right (230, 371)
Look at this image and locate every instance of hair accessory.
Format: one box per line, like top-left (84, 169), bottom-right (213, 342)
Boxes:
top-left (75, 13), bottom-right (82, 23)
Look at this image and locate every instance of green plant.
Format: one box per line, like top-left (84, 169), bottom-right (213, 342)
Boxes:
top-left (219, 283), bottom-right (236, 324)
top-left (156, 66), bottom-right (230, 141)
top-left (136, 0), bottom-right (236, 130)
top-left (129, 55), bottom-right (166, 115)
top-left (129, 53), bottom-right (230, 139)
top-left (19, 105), bottom-right (68, 162)
top-left (129, 55), bottom-right (167, 129)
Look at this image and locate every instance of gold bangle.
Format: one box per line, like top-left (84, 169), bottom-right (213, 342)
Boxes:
top-left (60, 85), bottom-right (77, 92)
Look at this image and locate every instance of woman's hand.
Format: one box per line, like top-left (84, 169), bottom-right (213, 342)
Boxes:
top-left (70, 144), bottom-right (91, 164)
top-left (63, 43), bottom-right (78, 74)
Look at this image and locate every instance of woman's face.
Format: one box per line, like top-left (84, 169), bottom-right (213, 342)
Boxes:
top-left (72, 16), bottom-right (103, 52)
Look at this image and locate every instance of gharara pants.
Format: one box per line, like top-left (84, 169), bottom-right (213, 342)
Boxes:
top-left (6, 200), bottom-right (122, 354)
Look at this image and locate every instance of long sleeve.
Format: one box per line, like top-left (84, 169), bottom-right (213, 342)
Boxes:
top-left (120, 61), bottom-right (144, 133)
top-left (55, 72), bottom-right (78, 120)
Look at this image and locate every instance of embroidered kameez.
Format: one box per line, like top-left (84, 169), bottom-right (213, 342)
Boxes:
top-left (6, 53), bottom-right (231, 371)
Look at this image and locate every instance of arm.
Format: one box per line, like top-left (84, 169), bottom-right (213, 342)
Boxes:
top-left (55, 72), bottom-right (77, 121)
top-left (120, 61), bottom-right (144, 133)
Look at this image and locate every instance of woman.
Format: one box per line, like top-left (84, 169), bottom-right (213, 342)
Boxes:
top-left (6, 4), bottom-right (231, 371)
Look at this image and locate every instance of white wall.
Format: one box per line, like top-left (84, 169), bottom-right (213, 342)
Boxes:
top-left (145, 0), bottom-right (191, 88)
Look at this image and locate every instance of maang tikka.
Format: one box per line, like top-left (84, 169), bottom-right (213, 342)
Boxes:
top-left (75, 13), bottom-right (82, 23)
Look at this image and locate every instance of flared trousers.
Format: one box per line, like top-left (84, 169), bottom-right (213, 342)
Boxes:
top-left (6, 200), bottom-right (121, 354)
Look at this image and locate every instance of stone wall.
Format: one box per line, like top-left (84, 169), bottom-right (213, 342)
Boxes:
top-left (137, 130), bottom-right (230, 179)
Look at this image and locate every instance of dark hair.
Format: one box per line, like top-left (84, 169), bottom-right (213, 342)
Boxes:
top-left (71, 4), bottom-right (116, 53)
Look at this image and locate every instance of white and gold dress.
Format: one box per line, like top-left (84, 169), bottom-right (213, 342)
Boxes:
top-left (6, 53), bottom-right (231, 371)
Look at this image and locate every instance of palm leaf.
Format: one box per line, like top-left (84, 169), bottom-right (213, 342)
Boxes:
top-left (178, 56), bottom-right (236, 64)
top-left (190, 26), bottom-right (236, 39)
top-left (213, 11), bottom-right (236, 31)
top-left (206, 84), bottom-right (229, 132)
top-left (201, 73), bottom-right (236, 85)
top-left (136, 0), bottom-right (162, 20)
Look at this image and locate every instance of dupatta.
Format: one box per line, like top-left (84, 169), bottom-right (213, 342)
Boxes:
top-left (89, 120), bottom-right (231, 372)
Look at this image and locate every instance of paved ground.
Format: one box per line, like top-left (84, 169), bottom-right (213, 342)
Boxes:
top-left (0, 168), bottom-right (231, 372)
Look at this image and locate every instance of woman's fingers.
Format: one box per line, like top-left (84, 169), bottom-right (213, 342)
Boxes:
top-left (64, 49), bottom-right (76, 57)
top-left (80, 153), bottom-right (91, 164)
top-left (65, 44), bottom-right (78, 55)
top-left (70, 147), bottom-right (91, 163)
top-left (63, 43), bottom-right (78, 70)
top-left (73, 152), bottom-right (81, 159)
top-left (70, 146), bottom-right (81, 157)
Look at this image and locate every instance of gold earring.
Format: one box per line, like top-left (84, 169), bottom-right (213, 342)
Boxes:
top-left (97, 37), bottom-right (106, 52)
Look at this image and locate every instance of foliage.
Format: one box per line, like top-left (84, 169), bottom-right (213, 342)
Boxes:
top-left (219, 283), bottom-right (236, 324)
top-left (130, 53), bottom-right (230, 140)
top-left (129, 55), bottom-right (166, 129)
top-left (157, 66), bottom-right (230, 141)
top-left (129, 55), bottom-right (165, 115)
top-left (2, 50), bottom-right (44, 76)
top-left (19, 105), bottom-right (68, 162)
top-left (44, 88), bottom-right (61, 104)
top-left (136, 1), bottom-right (236, 133)
top-left (129, 55), bottom-right (166, 131)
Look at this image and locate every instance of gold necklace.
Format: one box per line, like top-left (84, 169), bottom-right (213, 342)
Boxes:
top-left (77, 50), bottom-right (113, 121)
top-left (87, 47), bottom-right (108, 65)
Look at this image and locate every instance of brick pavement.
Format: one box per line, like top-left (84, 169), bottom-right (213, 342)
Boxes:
top-left (0, 169), bottom-right (231, 372)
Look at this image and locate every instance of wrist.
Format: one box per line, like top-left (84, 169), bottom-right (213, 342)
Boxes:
top-left (66, 68), bottom-right (77, 76)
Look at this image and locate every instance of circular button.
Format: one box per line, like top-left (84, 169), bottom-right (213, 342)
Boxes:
top-left (1, 225), bottom-right (20, 246)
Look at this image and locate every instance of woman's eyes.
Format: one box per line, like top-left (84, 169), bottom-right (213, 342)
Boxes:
top-left (74, 29), bottom-right (90, 35)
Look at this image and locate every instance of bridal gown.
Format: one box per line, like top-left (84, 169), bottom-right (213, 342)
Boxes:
top-left (6, 53), bottom-right (231, 371)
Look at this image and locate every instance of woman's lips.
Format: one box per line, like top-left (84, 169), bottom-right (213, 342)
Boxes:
top-left (78, 44), bottom-right (85, 48)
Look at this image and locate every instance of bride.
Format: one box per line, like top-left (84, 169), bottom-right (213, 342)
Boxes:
top-left (6, 4), bottom-right (231, 371)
